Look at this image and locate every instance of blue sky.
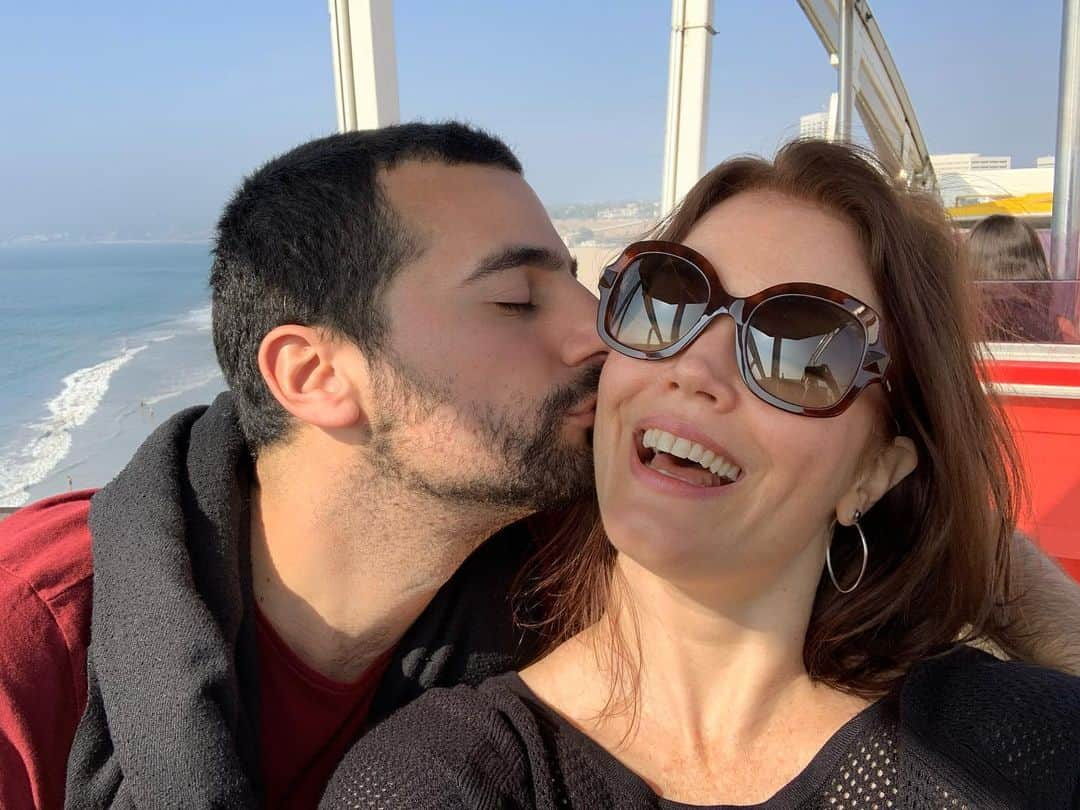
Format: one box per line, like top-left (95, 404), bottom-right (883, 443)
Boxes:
top-left (0, 1), bottom-right (1065, 242)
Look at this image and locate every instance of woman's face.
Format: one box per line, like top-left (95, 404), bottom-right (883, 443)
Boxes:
top-left (594, 190), bottom-right (891, 590)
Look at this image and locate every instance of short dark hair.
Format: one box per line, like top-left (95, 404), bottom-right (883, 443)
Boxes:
top-left (210, 122), bottom-right (523, 452)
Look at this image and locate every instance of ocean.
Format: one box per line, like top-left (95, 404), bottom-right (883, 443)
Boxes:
top-left (0, 243), bottom-right (226, 507)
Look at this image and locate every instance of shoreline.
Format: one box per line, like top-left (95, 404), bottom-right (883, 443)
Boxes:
top-left (24, 371), bottom-right (225, 503)
top-left (3, 322), bottom-right (224, 507)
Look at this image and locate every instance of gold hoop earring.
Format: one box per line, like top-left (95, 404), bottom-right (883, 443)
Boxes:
top-left (827, 509), bottom-right (868, 594)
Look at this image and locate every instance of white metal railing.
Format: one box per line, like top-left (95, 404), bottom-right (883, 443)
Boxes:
top-left (797, 0), bottom-right (936, 191)
top-left (1051, 0), bottom-right (1080, 282)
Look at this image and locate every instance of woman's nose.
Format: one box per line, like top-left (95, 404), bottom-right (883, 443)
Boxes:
top-left (659, 315), bottom-right (741, 409)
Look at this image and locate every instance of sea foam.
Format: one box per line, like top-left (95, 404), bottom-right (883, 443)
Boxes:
top-left (142, 368), bottom-right (223, 407)
top-left (0, 345), bottom-right (147, 506)
top-left (181, 305), bottom-right (212, 331)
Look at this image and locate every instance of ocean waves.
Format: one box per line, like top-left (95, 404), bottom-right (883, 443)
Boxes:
top-left (0, 345), bottom-right (147, 506)
top-left (179, 305), bottom-right (212, 331)
top-left (142, 368), bottom-right (223, 407)
top-left (1, 244), bottom-right (222, 506)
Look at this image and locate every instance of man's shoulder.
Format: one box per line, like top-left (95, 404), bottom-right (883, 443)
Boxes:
top-left (0, 489), bottom-right (95, 683)
top-left (0, 491), bottom-right (96, 810)
top-left (0, 489), bottom-right (95, 606)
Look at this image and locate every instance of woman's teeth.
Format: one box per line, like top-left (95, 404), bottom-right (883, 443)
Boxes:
top-left (641, 427), bottom-right (742, 482)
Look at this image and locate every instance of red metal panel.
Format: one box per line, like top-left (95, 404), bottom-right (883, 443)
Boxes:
top-left (991, 360), bottom-right (1080, 387)
top-left (986, 359), bottom-right (1080, 581)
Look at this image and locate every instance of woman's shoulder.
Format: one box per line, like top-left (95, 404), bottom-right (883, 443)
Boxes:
top-left (320, 673), bottom-right (542, 809)
top-left (901, 643), bottom-right (1080, 711)
top-left (899, 645), bottom-right (1080, 804)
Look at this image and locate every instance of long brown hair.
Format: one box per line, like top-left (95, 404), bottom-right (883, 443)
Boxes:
top-left (519, 140), bottom-right (1022, 701)
top-left (967, 214), bottom-right (1050, 283)
top-left (965, 214), bottom-right (1055, 343)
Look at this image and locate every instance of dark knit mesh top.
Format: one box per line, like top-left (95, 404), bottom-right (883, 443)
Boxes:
top-left (322, 647), bottom-right (1080, 809)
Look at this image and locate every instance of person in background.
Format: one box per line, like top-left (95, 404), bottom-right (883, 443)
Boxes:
top-left (323, 141), bottom-right (1080, 809)
top-left (966, 213), bottom-right (1056, 342)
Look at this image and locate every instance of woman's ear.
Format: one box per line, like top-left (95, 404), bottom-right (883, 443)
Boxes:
top-left (258, 325), bottom-right (365, 430)
top-left (836, 436), bottom-right (918, 524)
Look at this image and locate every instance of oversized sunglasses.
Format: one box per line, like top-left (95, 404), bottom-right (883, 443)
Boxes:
top-left (596, 241), bottom-right (891, 417)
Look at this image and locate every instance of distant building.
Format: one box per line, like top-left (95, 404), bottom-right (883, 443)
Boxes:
top-left (931, 153), bottom-right (1012, 174)
top-left (936, 167), bottom-right (1053, 209)
top-left (800, 111), bottom-right (829, 140)
top-left (799, 94), bottom-right (839, 141)
top-left (932, 152), bottom-right (1054, 211)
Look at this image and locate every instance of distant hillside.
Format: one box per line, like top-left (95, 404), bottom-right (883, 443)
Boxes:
top-left (547, 201), bottom-right (659, 220)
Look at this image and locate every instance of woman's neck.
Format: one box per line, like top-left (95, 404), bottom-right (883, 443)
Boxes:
top-left (520, 548), bottom-right (871, 805)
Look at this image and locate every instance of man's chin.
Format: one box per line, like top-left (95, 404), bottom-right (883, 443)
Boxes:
top-left (518, 452), bottom-right (594, 510)
top-left (373, 448), bottom-right (590, 511)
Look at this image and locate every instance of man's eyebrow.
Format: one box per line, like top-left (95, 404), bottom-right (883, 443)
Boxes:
top-left (462, 245), bottom-right (575, 285)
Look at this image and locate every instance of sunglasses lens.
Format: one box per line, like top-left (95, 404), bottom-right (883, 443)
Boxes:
top-left (744, 296), bottom-right (866, 410)
top-left (605, 253), bottom-right (710, 352)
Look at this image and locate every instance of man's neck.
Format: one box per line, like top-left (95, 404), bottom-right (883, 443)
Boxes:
top-left (249, 452), bottom-right (521, 683)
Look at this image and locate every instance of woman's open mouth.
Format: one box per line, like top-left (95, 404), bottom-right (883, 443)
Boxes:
top-left (635, 427), bottom-right (742, 488)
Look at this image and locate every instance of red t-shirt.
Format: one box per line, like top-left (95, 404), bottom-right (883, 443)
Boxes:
top-left (256, 609), bottom-right (393, 807)
top-left (0, 491), bottom-right (391, 810)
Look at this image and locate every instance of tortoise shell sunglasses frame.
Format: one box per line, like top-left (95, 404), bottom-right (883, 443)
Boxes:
top-left (595, 240), bottom-right (892, 418)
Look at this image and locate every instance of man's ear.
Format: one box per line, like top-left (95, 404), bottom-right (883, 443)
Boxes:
top-left (258, 325), bottom-right (365, 430)
top-left (836, 436), bottom-right (918, 525)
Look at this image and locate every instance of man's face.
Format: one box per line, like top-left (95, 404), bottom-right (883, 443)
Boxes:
top-left (364, 161), bottom-right (606, 513)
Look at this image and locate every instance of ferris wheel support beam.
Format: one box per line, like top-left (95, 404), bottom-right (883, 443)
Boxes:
top-left (661, 0), bottom-right (715, 215)
top-left (329, 0), bottom-right (400, 132)
top-left (1051, 0), bottom-right (1080, 281)
top-left (798, 0), bottom-right (936, 190)
top-left (836, 0), bottom-right (854, 141)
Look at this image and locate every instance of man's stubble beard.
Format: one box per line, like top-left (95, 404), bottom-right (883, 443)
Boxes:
top-left (364, 351), bottom-right (600, 514)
